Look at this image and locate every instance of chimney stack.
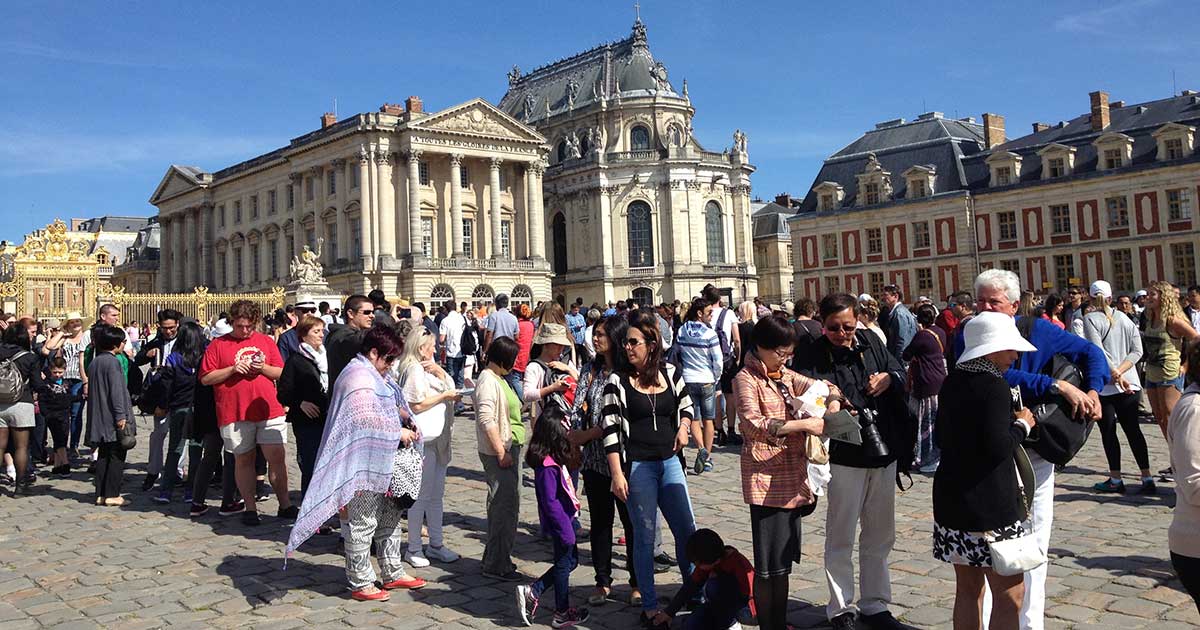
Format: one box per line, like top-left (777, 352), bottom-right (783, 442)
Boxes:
top-left (380, 103), bottom-right (405, 115)
top-left (1090, 90), bottom-right (1110, 131)
top-left (405, 96), bottom-right (423, 114)
top-left (321, 112), bottom-right (337, 129)
top-left (1032, 122), bottom-right (1050, 133)
top-left (774, 193), bottom-right (792, 208)
top-left (982, 113), bottom-right (1006, 149)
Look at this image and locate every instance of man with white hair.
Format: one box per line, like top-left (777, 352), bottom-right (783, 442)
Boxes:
top-left (955, 269), bottom-right (1106, 630)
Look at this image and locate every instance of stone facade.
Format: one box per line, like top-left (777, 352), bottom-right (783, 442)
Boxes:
top-left (499, 19), bottom-right (757, 307)
top-left (150, 98), bottom-right (552, 308)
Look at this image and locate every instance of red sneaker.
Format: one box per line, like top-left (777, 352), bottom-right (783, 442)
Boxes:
top-left (350, 588), bottom-right (390, 601)
top-left (381, 576), bottom-right (427, 590)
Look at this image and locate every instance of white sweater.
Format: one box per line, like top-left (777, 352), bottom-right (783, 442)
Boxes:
top-left (1169, 384), bottom-right (1200, 557)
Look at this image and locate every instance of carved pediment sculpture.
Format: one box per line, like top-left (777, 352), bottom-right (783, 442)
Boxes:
top-left (289, 238), bottom-right (327, 285)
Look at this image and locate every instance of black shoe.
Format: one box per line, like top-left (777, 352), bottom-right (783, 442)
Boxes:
top-left (726, 432), bottom-right (744, 446)
top-left (141, 473), bottom-right (159, 491)
top-left (830, 612), bottom-right (857, 630)
top-left (189, 503), bottom-right (210, 518)
top-left (861, 610), bottom-right (905, 630)
top-left (1160, 467), bottom-right (1175, 482)
top-left (218, 500), bottom-right (246, 516)
top-left (51, 465), bottom-right (71, 477)
top-left (654, 552), bottom-right (675, 565)
top-left (481, 568), bottom-right (523, 582)
top-left (242, 510), bottom-right (262, 526)
top-left (255, 480), bottom-right (271, 502)
top-left (713, 429), bottom-right (727, 447)
top-left (277, 505), bottom-right (299, 519)
top-left (1136, 479), bottom-right (1158, 495)
top-left (85, 462), bottom-right (96, 474)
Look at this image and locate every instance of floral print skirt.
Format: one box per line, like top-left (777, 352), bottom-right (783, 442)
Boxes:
top-left (932, 520), bottom-right (1025, 568)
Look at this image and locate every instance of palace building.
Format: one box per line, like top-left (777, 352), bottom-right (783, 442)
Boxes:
top-left (790, 89), bottom-right (1200, 301)
top-left (499, 18), bottom-right (757, 306)
top-left (150, 97), bottom-right (552, 308)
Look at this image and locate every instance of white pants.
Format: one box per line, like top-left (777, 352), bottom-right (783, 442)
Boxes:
top-left (408, 429), bottom-right (452, 553)
top-left (824, 462), bottom-right (897, 619)
top-left (983, 452), bottom-right (1054, 630)
top-left (146, 414), bottom-right (169, 476)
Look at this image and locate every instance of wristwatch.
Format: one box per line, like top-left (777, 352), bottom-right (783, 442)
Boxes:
top-left (1049, 381), bottom-right (1061, 396)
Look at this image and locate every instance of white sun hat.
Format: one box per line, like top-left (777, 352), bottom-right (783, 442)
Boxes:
top-left (1089, 280), bottom-right (1112, 299)
top-left (957, 311), bottom-right (1038, 365)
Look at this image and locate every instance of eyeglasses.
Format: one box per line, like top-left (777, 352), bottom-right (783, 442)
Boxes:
top-left (624, 338), bottom-right (648, 348)
top-left (771, 348), bottom-right (793, 359)
top-left (826, 325), bottom-right (857, 334)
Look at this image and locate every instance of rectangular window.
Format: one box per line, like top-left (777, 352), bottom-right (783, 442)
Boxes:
top-left (995, 166), bottom-right (1011, 186)
top-left (463, 219), bottom-right (474, 258)
top-left (1106, 196), bottom-right (1129, 227)
top-left (501, 220), bottom-right (511, 258)
top-left (250, 243), bottom-right (260, 283)
top-left (1168, 188), bottom-right (1193, 221)
top-left (1174, 242), bottom-right (1197, 288)
top-left (305, 226), bottom-right (316, 252)
top-left (1165, 138), bottom-right (1185, 160)
top-left (269, 240), bottom-right (278, 279)
top-left (327, 222), bottom-right (338, 262)
top-left (912, 221), bottom-right (930, 249)
top-left (866, 228), bottom-right (882, 255)
top-left (910, 179), bottom-right (927, 198)
top-left (287, 184), bottom-right (295, 209)
top-left (820, 194), bottom-right (834, 211)
top-left (250, 195), bottom-right (258, 219)
top-left (234, 200), bottom-right (242, 224)
top-left (499, 167), bottom-right (507, 190)
top-left (328, 170), bottom-right (336, 196)
top-left (349, 218), bottom-right (362, 259)
top-left (1050, 204), bottom-right (1071, 235)
top-left (825, 276), bottom-right (840, 295)
top-left (1048, 158), bottom-right (1065, 178)
top-left (351, 165), bottom-right (360, 189)
top-left (421, 217), bottom-right (433, 257)
top-left (1104, 148), bottom-right (1123, 169)
top-left (268, 190), bottom-right (276, 214)
top-left (235, 248), bottom-right (244, 285)
top-left (1054, 254), bottom-right (1075, 291)
top-left (998, 211), bottom-right (1017, 241)
top-left (306, 177), bottom-right (315, 201)
top-left (419, 162), bottom-right (430, 186)
top-left (786, 243), bottom-right (794, 268)
top-left (1111, 248), bottom-right (1133, 293)
top-left (868, 272), bottom-right (884, 296)
top-left (460, 165), bottom-right (470, 189)
top-left (917, 268), bottom-right (933, 293)
top-left (864, 182), bottom-right (880, 205)
top-left (1000, 259), bottom-right (1021, 274)
top-left (821, 234), bottom-right (838, 260)
top-left (218, 204), bottom-right (226, 227)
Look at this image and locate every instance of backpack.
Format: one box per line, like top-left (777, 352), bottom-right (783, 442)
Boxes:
top-left (1015, 317), bottom-right (1093, 465)
top-left (460, 320), bottom-right (478, 357)
top-left (713, 308), bottom-right (739, 375)
top-left (0, 351), bottom-right (30, 404)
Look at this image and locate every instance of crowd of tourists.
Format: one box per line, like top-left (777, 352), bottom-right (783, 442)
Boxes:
top-left (1, 274), bottom-right (1198, 629)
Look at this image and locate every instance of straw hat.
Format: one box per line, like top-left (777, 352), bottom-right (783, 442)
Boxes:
top-left (65, 311), bottom-right (84, 322)
top-left (957, 311), bottom-right (1037, 365)
top-left (532, 322), bottom-right (573, 346)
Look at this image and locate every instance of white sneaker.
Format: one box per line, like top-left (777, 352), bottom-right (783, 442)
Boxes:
top-left (425, 545), bottom-right (460, 563)
top-left (406, 550), bottom-right (431, 568)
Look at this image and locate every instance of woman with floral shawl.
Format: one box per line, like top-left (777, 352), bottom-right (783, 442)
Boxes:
top-left (286, 325), bottom-right (426, 601)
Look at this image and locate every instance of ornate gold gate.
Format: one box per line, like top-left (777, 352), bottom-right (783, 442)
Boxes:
top-left (97, 285), bottom-right (285, 326)
top-left (0, 220), bottom-right (102, 321)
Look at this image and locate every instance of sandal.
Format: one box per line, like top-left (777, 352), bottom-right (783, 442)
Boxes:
top-left (587, 587), bottom-right (610, 606)
top-left (102, 497), bottom-right (126, 507)
top-left (629, 589), bottom-right (643, 607)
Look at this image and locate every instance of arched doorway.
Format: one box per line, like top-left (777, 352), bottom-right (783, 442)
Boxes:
top-left (632, 287), bottom-right (654, 308)
top-left (471, 284), bottom-right (495, 309)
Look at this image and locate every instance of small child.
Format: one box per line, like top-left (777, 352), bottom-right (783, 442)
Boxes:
top-left (516, 407), bottom-right (589, 628)
top-left (38, 358), bottom-right (74, 476)
top-left (653, 529), bottom-right (755, 630)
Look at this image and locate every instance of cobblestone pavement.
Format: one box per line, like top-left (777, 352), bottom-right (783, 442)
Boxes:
top-left (0, 410), bottom-right (1196, 629)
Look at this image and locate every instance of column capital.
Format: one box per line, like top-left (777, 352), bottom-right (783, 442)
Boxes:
top-left (332, 158), bottom-right (347, 168)
top-left (530, 162), bottom-right (546, 177)
top-left (199, 201), bottom-right (215, 211)
top-left (309, 165), bottom-right (323, 177)
top-left (489, 157), bottom-right (503, 169)
top-left (408, 149), bottom-right (424, 163)
top-left (448, 153), bottom-right (464, 166)
top-left (288, 171), bottom-right (304, 183)
top-left (357, 146), bottom-right (371, 163)
top-left (374, 151), bottom-right (392, 166)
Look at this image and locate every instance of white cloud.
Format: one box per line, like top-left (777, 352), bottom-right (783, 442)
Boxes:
top-left (1054, 0), bottom-right (1161, 35)
top-left (0, 130), bottom-right (281, 177)
top-left (0, 41), bottom-right (175, 69)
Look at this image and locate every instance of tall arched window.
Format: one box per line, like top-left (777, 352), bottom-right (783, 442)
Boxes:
top-left (627, 201), bottom-right (654, 268)
top-left (704, 201), bottom-right (725, 264)
top-left (630, 126), bottom-right (650, 151)
top-left (551, 213), bottom-right (568, 275)
top-left (632, 287), bottom-right (653, 307)
top-left (556, 141), bottom-right (567, 163)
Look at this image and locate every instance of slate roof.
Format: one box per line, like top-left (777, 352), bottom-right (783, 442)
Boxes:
top-left (752, 202), bottom-right (793, 240)
top-left (498, 19), bottom-right (683, 125)
top-left (961, 91), bottom-right (1200, 190)
top-left (75, 216), bottom-right (151, 234)
top-left (797, 113), bottom-right (986, 214)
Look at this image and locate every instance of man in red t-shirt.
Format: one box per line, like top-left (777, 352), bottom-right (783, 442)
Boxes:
top-left (200, 300), bottom-right (294, 525)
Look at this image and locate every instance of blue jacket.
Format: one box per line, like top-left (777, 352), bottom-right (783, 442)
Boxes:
top-left (954, 315), bottom-right (1108, 397)
top-left (884, 303), bottom-right (917, 362)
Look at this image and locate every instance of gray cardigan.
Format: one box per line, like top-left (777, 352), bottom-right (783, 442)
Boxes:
top-left (86, 352), bottom-right (134, 445)
top-left (1082, 309), bottom-right (1143, 396)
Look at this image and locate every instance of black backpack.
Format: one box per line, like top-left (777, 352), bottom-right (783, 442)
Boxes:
top-left (460, 322), bottom-right (478, 357)
top-left (1015, 317), bottom-right (1094, 465)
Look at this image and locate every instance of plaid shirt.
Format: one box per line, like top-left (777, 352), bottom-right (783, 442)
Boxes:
top-left (733, 355), bottom-right (817, 509)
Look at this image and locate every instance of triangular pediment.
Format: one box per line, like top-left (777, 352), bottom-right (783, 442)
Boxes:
top-left (149, 165), bottom-right (209, 205)
top-left (412, 99), bottom-right (545, 143)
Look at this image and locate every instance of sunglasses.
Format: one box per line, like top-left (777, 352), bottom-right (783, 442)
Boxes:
top-left (826, 325), bottom-right (858, 334)
top-left (624, 338), bottom-right (651, 348)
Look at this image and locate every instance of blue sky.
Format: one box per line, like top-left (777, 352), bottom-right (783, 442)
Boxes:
top-left (2, 0), bottom-right (1198, 239)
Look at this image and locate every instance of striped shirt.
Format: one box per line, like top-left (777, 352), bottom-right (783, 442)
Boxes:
top-left (672, 321), bottom-right (723, 384)
top-left (733, 354), bottom-right (817, 509)
top-left (601, 362), bottom-right (694, 465)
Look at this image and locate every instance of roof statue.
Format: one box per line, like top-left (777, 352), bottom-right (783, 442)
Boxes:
top-left (566, 131), bottom-right (582, 159)
top-left (566, 78), bottom-right (580, 109)
top-left (289, 238), bottom-right (326, 285)
top-left (733, 129), bottom-right (748, 154)
top-left (508, 65), bottom-right (521, 87)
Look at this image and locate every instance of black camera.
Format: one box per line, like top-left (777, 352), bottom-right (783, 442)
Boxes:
top-left (858, 408), bottom-right (890, 459)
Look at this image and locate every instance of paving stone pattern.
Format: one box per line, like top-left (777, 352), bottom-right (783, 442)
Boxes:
top-left (0, 411), bottom-right (1196, 629)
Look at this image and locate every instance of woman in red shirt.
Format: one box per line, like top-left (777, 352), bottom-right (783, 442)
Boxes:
top-left (511, 303), bottom-right (536, 389)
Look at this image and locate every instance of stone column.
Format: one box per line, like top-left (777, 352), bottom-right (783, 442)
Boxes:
top-left (198, 203), bottom-right (211, 287)
top-left (489, 158), bottom-right (504, 259)
top-left (377, 152), bottom-right (396, 259)
top-left (157, 217), bottom-right (171, 292)
top-left (226, 245), bottom-right (236, 289)
top-left (174, 211), bottom-right (186, 291)
top-left (241, 242), bottom-right (252, 289)
top-left (449, 153), bottom-right (464, 257)
top-left (357, 150), bottom-right (373, 265)
top-left (258, 236), bottom-right (271, 287)
top-left (334, 158), bottom-right (348, 265)
top-left (528, 163), bottom-right (546, 259)
top-left (289, 173), bottom-right (304, 257)
top-left (182, 208), bottom-right (197, 289)
top-left (407, 150), bottom-right (424, 257)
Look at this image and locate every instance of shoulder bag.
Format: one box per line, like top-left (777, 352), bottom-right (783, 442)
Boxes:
top-left (770, 376), bottom-right (829, 465)
top-left (1015, 317), bottom-right (1093, 465)
top-left (987, 444), bottom-right (1046, 576)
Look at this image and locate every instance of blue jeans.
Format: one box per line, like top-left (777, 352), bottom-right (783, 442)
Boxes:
top-left (531, 538), bottom-right (578, 613)
top-left (627, 455), bottom-right (697, 611)
top-left (688, 573), bottom-right (748, 630)
top-left (445, 356), bottom-right (466, 390)
top-left (686, 382), bottom-right (717, 420)
top-left (504, 370), bottom-right (524, 396)
top-left (67, 379), bottom-right (85, 450)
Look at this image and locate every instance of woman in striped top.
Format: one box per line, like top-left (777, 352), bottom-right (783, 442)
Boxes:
top-left (602, 310), bottom-right (697, 629)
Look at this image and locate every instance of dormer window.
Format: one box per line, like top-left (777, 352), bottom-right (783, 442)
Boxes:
top-left (985, 151), bottom-right (1022, 187)
top-left (1037, 143), bottom-right (1076, 179)
top-left (1093, 132), bottom-right (1134, 171)
top-left (821, 194), bottom-right (834, 210)
top-left (864, 183), bottom-right (881, 205)
top-left (1153, 123), bottom-right (1195, 161)
top-left (902, 165), bottom-right (936, 199)
top-left (855, 154), bottom-right (892, 207)
top-left (813, 181), bottom-right (844, 211)
top-left (910, 179), bottom-right (926, 198)
top-left (630, 125), bottom-right (651, 151)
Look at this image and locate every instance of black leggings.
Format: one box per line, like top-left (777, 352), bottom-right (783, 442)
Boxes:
top-left (1172, 552), bottom-right (1200, 614)
top-left (95, 442), bottom-right (127, 499)
top-left (1098, 393), bottom-right (1150, 472)
top-left (582, 469), bottom-right (638, 589)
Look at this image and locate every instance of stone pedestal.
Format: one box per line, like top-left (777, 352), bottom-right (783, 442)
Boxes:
top-left (286, 281), bottom-right (342, 310)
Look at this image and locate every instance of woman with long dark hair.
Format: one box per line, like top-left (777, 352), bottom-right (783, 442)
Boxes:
top-left (602, 310), bottom-right (697, 629)
top-left (1040, 294), bottom-right (1066, 330)
top-left (572, 315), bottom-right (641, 606)
top-left (153, 321), bottom-right (206, 503)
top-left (0, 319), bottom-right (45, 495)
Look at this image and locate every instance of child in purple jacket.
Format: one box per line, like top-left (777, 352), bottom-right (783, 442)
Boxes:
top-left (516, 407), bottom-right (590, 628)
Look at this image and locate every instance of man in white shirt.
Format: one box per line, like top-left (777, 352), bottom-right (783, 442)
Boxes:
top-left (438, 300), bottom-right (467, 400)
top-left (702, 285), bottom-right (742, 445)
top-left (582, 308), bottom-right (601, 362)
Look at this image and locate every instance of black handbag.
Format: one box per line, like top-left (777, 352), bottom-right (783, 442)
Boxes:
top-left (116, 424), bottom-right (137, 451)
top-left (1016, 318), bottom-right (1094, 465)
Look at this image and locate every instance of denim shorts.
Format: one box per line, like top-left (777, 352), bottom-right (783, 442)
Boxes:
top-left (686, 382), bottom-right (717, 419)
top-left (1145, 376), bottom-right (1184, 391)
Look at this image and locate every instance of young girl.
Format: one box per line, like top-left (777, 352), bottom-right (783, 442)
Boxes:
top-left (517, 407), bottom-right (590, 628)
